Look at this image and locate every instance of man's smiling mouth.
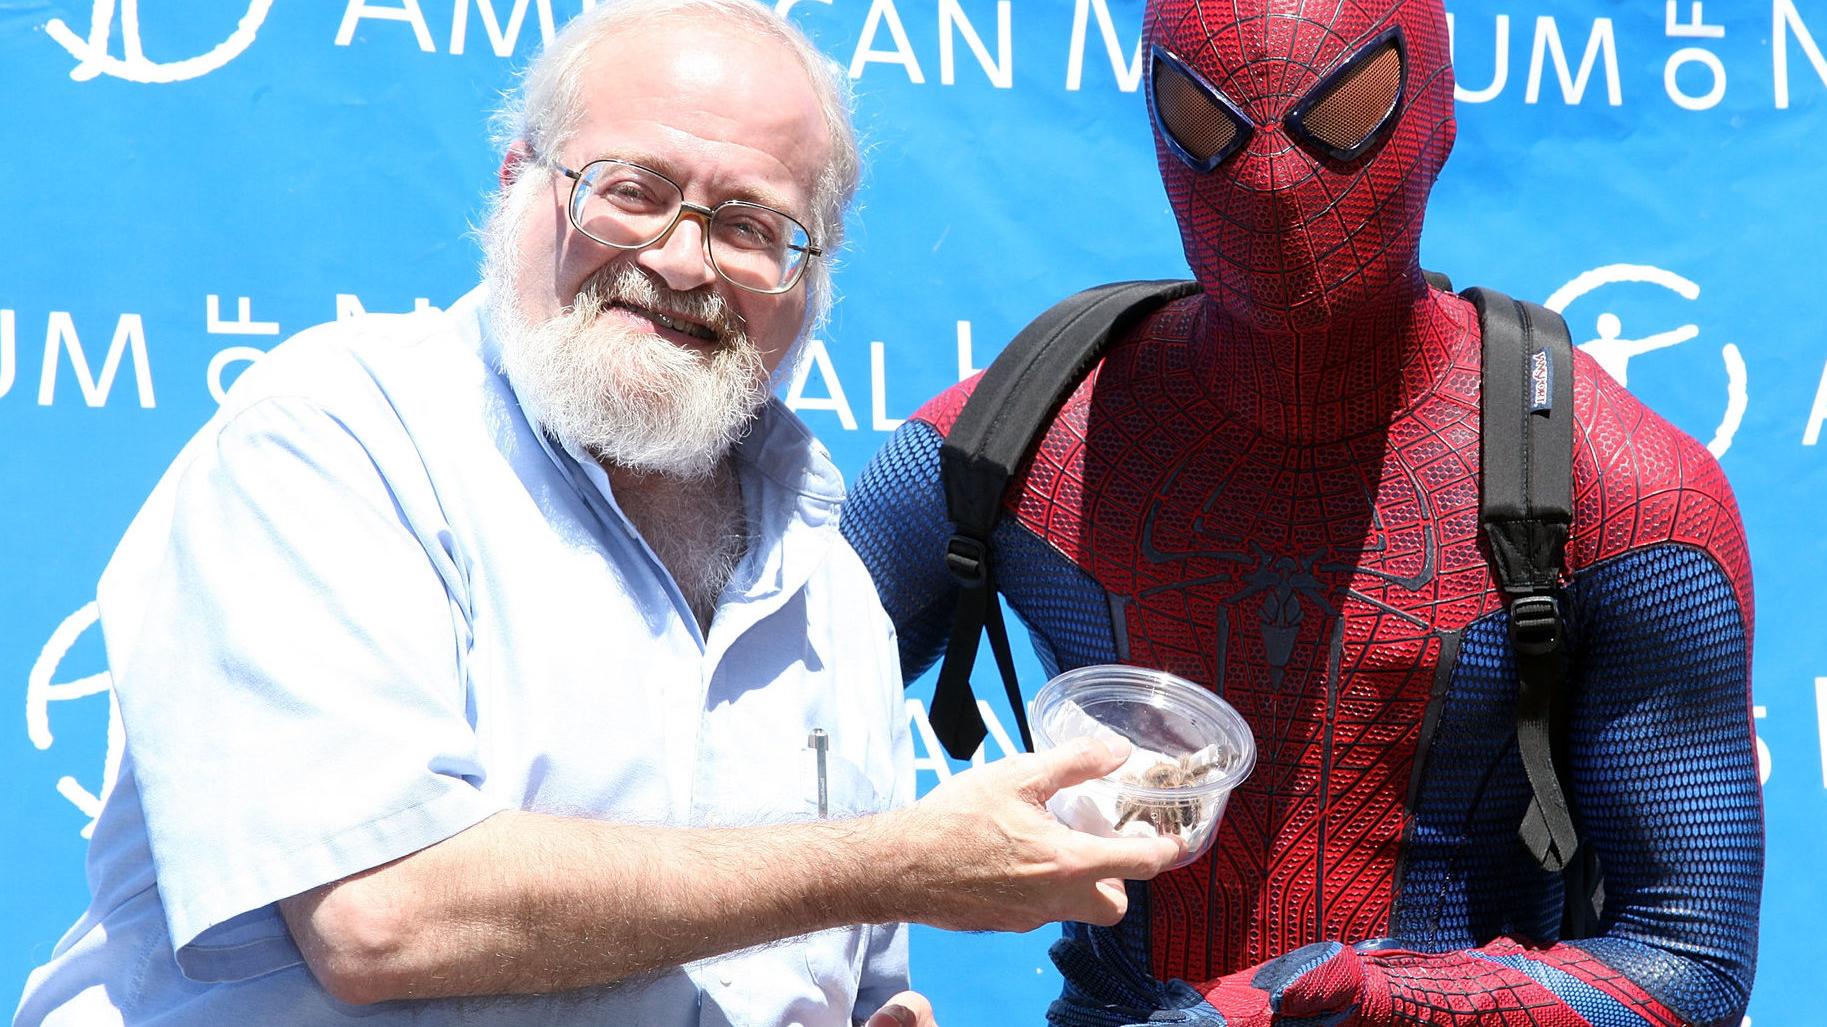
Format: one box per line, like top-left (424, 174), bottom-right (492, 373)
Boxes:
top-left (609, 301), bottom-right (718, 343)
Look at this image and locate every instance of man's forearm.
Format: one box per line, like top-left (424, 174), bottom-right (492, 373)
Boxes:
top-left (282, 808), bottom-right (911, 1003)
top-left (282, 740), bottom-right (1180, 1004)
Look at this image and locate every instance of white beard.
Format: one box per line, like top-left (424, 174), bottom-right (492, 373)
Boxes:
top-left (480, 173), bottom-right (772, 623)
top-left (484, 179), bottom-right (770, 481)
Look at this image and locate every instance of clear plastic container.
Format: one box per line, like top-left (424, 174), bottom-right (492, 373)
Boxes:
top-left (1031, 664), bottom-right (1256, 870)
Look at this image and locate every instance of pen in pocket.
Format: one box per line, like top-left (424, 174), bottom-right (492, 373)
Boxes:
top-left (808, 728), bottom-right (828, 818)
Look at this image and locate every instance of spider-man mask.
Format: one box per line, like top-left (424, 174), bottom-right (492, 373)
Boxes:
top-left (1146, 0), bottom-right (1457, 333)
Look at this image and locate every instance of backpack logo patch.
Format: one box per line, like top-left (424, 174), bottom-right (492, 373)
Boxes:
top-left (1529, 348), bottom-right (1553, 413)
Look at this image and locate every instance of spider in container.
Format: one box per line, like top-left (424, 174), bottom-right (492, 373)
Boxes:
top-left (1111, 751), bottom-right (1227, 838)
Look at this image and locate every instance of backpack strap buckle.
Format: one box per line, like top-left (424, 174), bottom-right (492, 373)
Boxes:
top-left (945, 534), bottom-right (989, 587)
top-left (1508, 593), bottom-right (1564, 656)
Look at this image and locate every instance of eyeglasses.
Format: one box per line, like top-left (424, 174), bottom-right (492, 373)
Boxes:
top-left (553, 157), bottom-right (821, 295)
top-left (1149, 26), bottom-right (1408, 171)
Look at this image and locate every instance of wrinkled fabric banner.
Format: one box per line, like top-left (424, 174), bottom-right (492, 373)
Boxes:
top-left (1, 2), bottom-right (1820, 1022)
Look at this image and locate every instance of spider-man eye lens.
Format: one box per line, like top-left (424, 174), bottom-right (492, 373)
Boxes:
top-left (1149, 46), bottom-right (1253, 172)
top-left (1286, 28), bottom-right (1407, 162)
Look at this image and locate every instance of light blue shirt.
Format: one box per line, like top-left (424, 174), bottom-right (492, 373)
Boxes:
top-left (16, 287), bottom-right (912, 1027)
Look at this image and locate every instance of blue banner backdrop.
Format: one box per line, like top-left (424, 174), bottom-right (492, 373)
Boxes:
top-left (2, 1), bottom-right (1822, 1023)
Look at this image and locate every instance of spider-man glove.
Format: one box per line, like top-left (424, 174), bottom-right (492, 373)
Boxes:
top-left (1051, 936), bottom-right (1391, 1027)
top-left (1150, 942), bottom-right (1390, 1027)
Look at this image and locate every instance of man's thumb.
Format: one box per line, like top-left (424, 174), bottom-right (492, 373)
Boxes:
top-left (1033, 735), bottom-right (1131, 796)
top-left (865, 990), bottom-right (935, 1027)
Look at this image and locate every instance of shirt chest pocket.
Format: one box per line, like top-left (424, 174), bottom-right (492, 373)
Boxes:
top-left (694, 738), bottom-right (883, 827)
top-left (690, 748), bottom-right (885, 1025)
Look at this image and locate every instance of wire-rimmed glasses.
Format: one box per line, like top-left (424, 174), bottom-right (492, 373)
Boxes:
top-left (554, 158), bottom-right (820, 295)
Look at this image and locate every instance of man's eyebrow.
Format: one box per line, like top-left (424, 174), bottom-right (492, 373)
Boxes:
top-left (690, 170), bottom-right (801, 216)
top-left (722, 182), bottom-right (796, 211)
top-left (592, 149), bottom-right (803, 215)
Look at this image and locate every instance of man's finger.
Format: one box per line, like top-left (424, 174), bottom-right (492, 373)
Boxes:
top-left (1095, 877), bottom-right (1130, 912)
top-left (1063, 877), bottom-right (1132, 927)
top-left (865, 989), bottom-right (936, 1027)
top-left (1027, 736), bottom-right (1131, 797)
top-left (1068, 832), bottom-right (1185, 881)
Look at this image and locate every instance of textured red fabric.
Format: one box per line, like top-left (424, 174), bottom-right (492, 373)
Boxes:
top-left (1192, 937), bottom-right (1692, 1026)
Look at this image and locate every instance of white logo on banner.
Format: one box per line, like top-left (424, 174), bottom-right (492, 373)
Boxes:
top-left (906, 697), bottom-right (1024, 787)
top-left (1545, 263), bottom-right (1748, 458)
top-left (24, 602), bottom-right (122, 839)
top-left (46, 0), bottom-right (273, 83)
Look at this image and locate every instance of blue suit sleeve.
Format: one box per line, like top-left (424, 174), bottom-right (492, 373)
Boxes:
top-left (841, 419), bottom-right (961, 683)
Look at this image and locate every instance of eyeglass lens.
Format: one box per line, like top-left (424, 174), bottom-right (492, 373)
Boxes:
top-left (569, 160), bottom-right (812, 293)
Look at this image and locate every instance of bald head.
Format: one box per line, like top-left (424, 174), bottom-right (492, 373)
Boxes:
top-left (496, 0), bottom-right (858, 328)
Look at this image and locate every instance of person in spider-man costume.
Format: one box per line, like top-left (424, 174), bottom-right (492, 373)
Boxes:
top-left (841, 0), bottom-right (1762, 1024)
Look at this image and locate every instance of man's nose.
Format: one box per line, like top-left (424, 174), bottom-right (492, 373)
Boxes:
top-left (635, 208), bottom-right (720, 293)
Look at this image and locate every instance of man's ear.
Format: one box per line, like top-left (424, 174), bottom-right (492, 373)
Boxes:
top-left (499, 140), bottom-right (535, 193)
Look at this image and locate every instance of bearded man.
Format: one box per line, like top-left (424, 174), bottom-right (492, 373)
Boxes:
top-left (843, 0), bottom-right (1762, 1024)
top-left (12, 2), bottom-right (1184, 1025)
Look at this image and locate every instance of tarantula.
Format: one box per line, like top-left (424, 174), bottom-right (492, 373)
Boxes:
top-left (1111, 752), bottom-right (1222, 837)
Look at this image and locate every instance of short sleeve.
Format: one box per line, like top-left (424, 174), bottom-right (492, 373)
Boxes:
top-left (100, 395), bottom-right (509, 982)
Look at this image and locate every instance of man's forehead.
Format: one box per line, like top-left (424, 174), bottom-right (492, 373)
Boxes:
top-left (1149, 0), bottom-right (1420, 100)
top-left (566, 18), bottom-right (827, 204)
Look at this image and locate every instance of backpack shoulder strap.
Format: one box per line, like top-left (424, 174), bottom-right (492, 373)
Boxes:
top-left (1465, 285), bottom-right (1581, 878)
top-left (928, 279), bottom-right (1200, 760)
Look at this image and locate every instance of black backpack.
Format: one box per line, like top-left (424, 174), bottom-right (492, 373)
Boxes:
top-left (928, 275), bottom-right (1600, 937)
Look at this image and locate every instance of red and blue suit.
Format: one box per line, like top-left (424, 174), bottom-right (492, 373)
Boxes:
top-left (840, 1), bottom-right (1762, 1024)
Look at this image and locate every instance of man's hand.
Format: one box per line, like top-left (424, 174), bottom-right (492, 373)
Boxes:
top-left (883, 736), bottom-right (1184, 932)
top-left (864, 990), bottom-right (937, 1027)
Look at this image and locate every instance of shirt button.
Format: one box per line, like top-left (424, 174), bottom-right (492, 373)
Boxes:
top-left (718, 970), bottom-right (733, 987)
